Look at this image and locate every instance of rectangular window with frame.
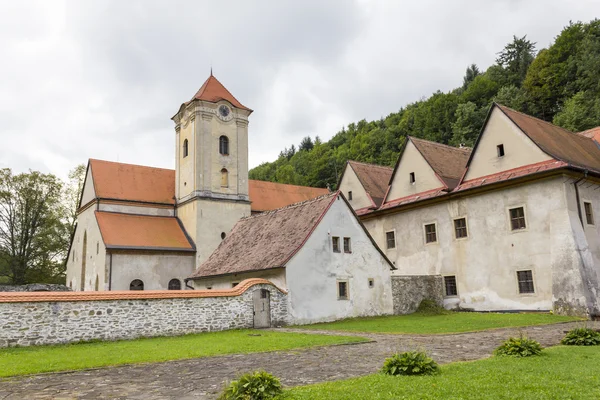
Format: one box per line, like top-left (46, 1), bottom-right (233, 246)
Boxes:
top-left (348, 191), bottom-right (353, 200)
top-left (332, 236), bottom-right (340, 253)
top-left (337, 281), bottom-right (348, 300)
top-left (444, 275), bottom-right (458, 297)
top-left (386, 231), bottom-right (396, 249)
top-left (424, 223), bottom-right (437, 243)
top-left (454, 218), bottom-right (468, 239)
top-left (343, 237), bottom-right (351, 253)
top-left (497, 144), bottom-right (505, 157)
top-left (410, 172), bottom-right (416, 184)
top-left (517, 270), bottom-right (535, 294)
top-left (509, 207), bottom-right (526, 230)
top-left (584, 202), bottom-right (594, 225)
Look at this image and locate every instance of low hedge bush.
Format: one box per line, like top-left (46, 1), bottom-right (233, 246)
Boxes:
top-left (218, 370), bottom-right (283, 400)
top-left (561, 327), bottom-right (600, 346)
top-left (381, 351), bottom-right (440, 376)
top-left (494, 335), bottom-right (542, 357)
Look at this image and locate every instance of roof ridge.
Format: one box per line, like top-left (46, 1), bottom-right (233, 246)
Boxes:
top-left (409, 136), bottom-right (471, 153)
top-left (90, 158), bottom-right (175, 173)
top-left (249, 179), bottom-right (329, 190)
top-left (496, 103), bottom-right (586, 138)
top-left (348, 160), bottom-right (393, 170)
top-left (241, 191), bottom-right (337, 221)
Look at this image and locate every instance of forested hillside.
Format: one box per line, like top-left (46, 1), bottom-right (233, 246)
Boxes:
top-left (249, 20), bottom-right (600, 189)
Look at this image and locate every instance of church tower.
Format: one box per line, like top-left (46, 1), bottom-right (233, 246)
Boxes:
top-left (172, 74), bottom-right (252, 265)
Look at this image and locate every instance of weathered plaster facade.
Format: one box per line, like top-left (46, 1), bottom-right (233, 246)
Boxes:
top-left (192, 268), bottom-right (286, 291)
top-left (338, 166), bottom-right (372, 210)
top-left (391, 275), bottom-right (443, 314)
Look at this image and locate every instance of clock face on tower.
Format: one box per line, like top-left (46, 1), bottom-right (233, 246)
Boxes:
top-left (218, 104), bottom-right (233, 121)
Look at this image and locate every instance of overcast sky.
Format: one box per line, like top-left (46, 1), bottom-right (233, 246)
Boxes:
top-left (0, 1), bottom-right (598, 178)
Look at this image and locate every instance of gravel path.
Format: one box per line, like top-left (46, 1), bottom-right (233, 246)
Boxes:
top-left (0, 321), bottom-right (596, 400)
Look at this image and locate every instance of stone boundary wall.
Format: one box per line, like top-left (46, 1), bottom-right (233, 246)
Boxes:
top-left (0, 279), bottom-right (288, 348)
top-left (0, 283), bottom-right (71, 292)
top-left (391, 275), bottom-right (443, 314)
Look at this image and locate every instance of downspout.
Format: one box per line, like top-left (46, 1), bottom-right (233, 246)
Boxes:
top-left (573, 170), bottom-right (588, 227)
top-left (184, 278), bottom-right (194, 290)
top-left (108, 252), bottom-right (113, 291)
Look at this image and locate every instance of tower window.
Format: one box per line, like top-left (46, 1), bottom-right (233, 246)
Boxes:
top-left (410, 172), bottom-right (416, 184)
top-left (183, 139), bottom-right (189, 158)
top-left (130, 279), bottom-right (144, 291)
top-left (497, 144), bottom-right (505, 157)
top-left (219, 136), bottom-right (229, 155)
top-left (221, 168), bottom-right (229, 187)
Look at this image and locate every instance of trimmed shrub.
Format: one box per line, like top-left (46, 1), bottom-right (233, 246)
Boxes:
top-left (561, 327), bottom-right (600, 346)
top-left (494, 335), bottom-right (542, 357)
top-left (381, 351), bottom-right (440, 376)
top-left (416, 299), bottom-right (448, 315)
top-left (218, 370), bottom-right (283, 400)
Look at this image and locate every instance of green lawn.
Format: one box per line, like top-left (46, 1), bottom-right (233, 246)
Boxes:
top-left (286, 346), bottom-right (600, 399)
top-left (0, 330), bottom-right (367, 377)
top-left (296, 312), bottom-right (581, 334)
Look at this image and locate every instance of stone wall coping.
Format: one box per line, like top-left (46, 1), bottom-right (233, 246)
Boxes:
top-left (0, 278), bottom-right (286, 303)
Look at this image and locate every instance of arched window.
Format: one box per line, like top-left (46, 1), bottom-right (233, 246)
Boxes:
top-left (221, 232), bottom-right (226, 240)
top-left (183, 139), bottom-right (189, 158)
top-left (130, 279), bottom-right (144, 291)
top-left (80, 231), bottom-right (87, 291)
top-left (168, 279), bottom-right (181, 290)
top-left (219, 136), bottom-right (229, 155)
top-left (221, 168), bottom-right (229, 187)
top-left (94, 275), bottom-right (99, 291)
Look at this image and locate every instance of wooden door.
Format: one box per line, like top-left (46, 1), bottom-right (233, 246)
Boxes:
top-left (253, 289), bottom-right (271, 328)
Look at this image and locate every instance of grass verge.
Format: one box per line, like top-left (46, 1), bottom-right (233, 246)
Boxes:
top-left (296, 312), bottom-right (581, 334)
top-left (286, 346), bottom-right (600, 399)
top-left (0, 330), bottom-right (367, 378)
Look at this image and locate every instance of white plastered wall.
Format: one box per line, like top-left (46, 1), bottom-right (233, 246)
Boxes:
top-left (285, 196), bottom-right (394, 324)
top-left (79, 166), bottom-right (96, 207)
top-left (98, 202), bottom-right (174, 217)
top-left (338, 164), bottom-right (372, 210)
top-left (109, 252), bottom-right (196, 290)
top-left (65, 207), bottom-right (107, 291)
top-left (464, 107), bottom-right (552, 181)
top-left (386, 140), bottom-right (444, 202)
top-left (190, 268), bottom-right (286, 290)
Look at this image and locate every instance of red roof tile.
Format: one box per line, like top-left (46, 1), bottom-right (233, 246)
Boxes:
top-left (190, 74), bottom-right (252, 112)
top-left (96, 212), bottom-right (194, 251)
top-left (249, 180), bottom-right (329, 212)
top-left (89, 159), bottom-right (175, 205)
top-left (347, 161), bottom-right (393, 207)
top-left (578, 126), bottom-right (600, 144)
top-left (0, 279), bottom-right (285, 303)
top-left (190, 193), bottom-right (338, 279)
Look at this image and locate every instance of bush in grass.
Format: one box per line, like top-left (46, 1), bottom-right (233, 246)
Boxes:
top-left (218, 370), bottom-right (283, 400)
top-left (494, 335), bottom-right (542, 357)
top-left (415, 299), bottom-right (448, 315)
top-left (561, 327), bottom-right (600, 346)
top-left (381, 351), bottom-right (440, 376)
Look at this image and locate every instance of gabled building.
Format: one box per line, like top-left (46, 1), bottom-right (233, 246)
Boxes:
top-left (338, 160), bottom-right (392, 215)
top-left (66, 74), bottom-right (328, 292)
top-left (339, 103), bottom-right (600, 316)
top-left (188, 192), bottom-right (395, 324)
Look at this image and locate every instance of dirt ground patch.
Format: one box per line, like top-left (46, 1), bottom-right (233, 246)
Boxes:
top-left (0, 321), bottom-right (596, 400)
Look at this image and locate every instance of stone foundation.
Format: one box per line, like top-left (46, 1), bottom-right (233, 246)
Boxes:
top-left (391, 275), bottom-right (443, 314)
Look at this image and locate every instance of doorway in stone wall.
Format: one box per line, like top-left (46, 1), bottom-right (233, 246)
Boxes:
top-left (253, 289), bottom-right (271, 328)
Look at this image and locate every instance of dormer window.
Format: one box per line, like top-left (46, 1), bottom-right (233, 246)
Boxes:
top-left (219, 136), bottom-right (229, 155)
top-left (410, 172), bottom-right (416, 184)
top-left (183, 139), bottom-right (189, 158)
top-left (497, 144), bottom-right (505, 157)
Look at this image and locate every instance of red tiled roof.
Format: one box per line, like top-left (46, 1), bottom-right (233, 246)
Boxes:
top-left (497, 105), bottom-right (600, 173)
top-left (89, 159), bottom-right (175, 205)
top-left (410, 137), bottom-right (471, 189)
top-left (578, 126), bottom-right (600, 144)
top-left (96, 211), bottom-right (194, 251)
top-left (0, 279), bottom-right (285, 303)
top-left (190, 193), bottom-right (338, 279)
top-left (347, 161), bottom-right (393, 207)
top-left (249, 180), bottom-right (329, 212)
top-left (379, 187), bottom-right (449, 211)
top-left (190, 74), bottom-right (252, 112)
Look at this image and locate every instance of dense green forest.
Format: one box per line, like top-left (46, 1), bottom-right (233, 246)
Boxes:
top-left (250, 20), bottom-right (600, 189)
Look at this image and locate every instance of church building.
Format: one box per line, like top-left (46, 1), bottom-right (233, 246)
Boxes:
top-left (66, 75), bottom-right (328, 291)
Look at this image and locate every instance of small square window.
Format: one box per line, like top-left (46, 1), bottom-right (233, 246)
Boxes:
top-left (424, 223), bottom-right (437, 243)
top-left (509, 207), bottom-right (526, 230)
top-left (368, 278), bottom-right (374, 288)
top-left (454, 218), bottom-right (468, 239)
top-left (348, 191), bottom-right (353, 200)
top-left (343, 237), bottom-right (351, 253)
top-left (337, 281), bottom-right (349, 300)
top-left (497, 144), bottom-right (505, 157)
top-left (517, 270), bottom-right (535, 294)
top-left (332, 236), bottom-right (340, 253)
top-left (584, 202), bottom-right (594, 225)
top-left (444, 276), bottom-right (458, 297)
top-left (410, 172), bottom-right (416, 184)
top-left (386, 231), bottom-right (396, 249)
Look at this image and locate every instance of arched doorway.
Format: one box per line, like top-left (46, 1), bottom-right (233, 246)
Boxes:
top-left (130, 279), bottom-right (144, 291)
top-left (80, 231), bottom-right (87, 291)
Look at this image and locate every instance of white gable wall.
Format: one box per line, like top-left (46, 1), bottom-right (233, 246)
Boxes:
top-left (285, 196), bottom-right (394, 324)
top-left (464, 107), bottom-right (553, 181)
top-left (79, 166), bottom-right (96, 207)
top-left (386, 140), bottom-right (444, 202)
top-left (338, 164), bottom-right (372, 210)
